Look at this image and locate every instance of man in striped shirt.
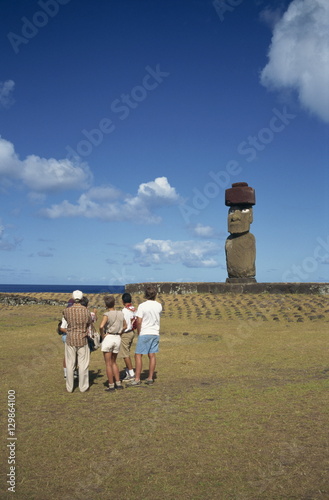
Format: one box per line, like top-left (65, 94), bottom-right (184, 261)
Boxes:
top-left (64, 290), bottom-right (92, 392)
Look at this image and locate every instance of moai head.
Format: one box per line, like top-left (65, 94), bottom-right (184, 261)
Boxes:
top-left (225, 182), bottom-right (255, 234)
top-left (227, 206), bottom-right (253, 234)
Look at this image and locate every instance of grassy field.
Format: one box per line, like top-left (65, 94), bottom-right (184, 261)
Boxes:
top-left (1, 292), bottom-right (329, 499)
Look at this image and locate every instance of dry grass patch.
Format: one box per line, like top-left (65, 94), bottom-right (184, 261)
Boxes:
top-left (1, 295), bottom-right (329, 499)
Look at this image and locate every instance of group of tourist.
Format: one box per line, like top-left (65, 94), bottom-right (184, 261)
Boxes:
top-left (59, 286), bottom-right (162, 393)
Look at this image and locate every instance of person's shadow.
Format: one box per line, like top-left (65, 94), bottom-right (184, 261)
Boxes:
top-left (69, 369), bottom-right (103, 391)
top-left (140, 369), bottom-right (157, 381)
top-left (104, 369), bottom-right (158, 386)
top-left (89, 369), bottom-right (103, 387)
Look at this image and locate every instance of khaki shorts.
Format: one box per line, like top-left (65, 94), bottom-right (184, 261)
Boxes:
top-left (118, 330), bottom-right (135, 358)
top-left (101, 334), bottom-right (121, 354)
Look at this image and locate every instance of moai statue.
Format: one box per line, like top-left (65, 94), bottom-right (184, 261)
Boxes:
top-left (225, 182), bottom-right (256, 283)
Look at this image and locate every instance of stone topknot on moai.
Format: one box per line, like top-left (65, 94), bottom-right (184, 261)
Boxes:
top-left (225, 182), bottom-right (256, 283)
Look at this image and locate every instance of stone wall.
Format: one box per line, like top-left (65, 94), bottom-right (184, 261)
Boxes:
top-left (1, 282), bottom-right (329, 306)
top-left (125, 282), bottom-right (329, 295)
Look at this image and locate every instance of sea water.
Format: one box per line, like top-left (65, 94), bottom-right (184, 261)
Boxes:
top-left (0, 284), bottom-right (125, 294)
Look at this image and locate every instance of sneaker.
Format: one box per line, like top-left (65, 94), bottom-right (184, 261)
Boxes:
top-left (144, 379), bottom-right (154, 385)
top-left (105, 387), bottom-right (116, 393)
top-left (126, 379), bottom-right (141, 387)
top-left (122, 374), bottom-right (134, 381)
top-left (115, 385), bottom-right (124, 390)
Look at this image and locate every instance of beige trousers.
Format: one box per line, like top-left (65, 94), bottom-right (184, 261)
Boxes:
top-left (65, 343), bottom-right (90, 392)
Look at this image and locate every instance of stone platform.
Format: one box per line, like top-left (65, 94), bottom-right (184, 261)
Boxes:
top-left (125, 282), bottom-right (329, 295)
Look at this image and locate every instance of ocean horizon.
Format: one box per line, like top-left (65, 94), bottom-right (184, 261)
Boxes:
top-left (0, 284), bottom-right (125, 294)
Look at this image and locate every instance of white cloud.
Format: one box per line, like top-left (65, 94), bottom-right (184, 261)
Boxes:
top-left (87, 186), bottom-right (122, 201)
top-left (133, 238), bottom-right (220, 268)
top-left (0, 138), bottom-right (20, 177)
top-left (37, 250), bottom-right (54, 257)
top-left (0, 137), bottom-right (92, 193)
top-left (0, 80), bottom-right (15, 108)
top-left (137, 177), bottom-right (179, 203)
top-left (21, 155), bottom-right (92, 191)
top-left (28, 192), bottom-right (46, 204)
top-left (0, 138), bottom-right (180, 225)
top-left (259, 6), bottom-right (286, 28)
top-left (42, 177), bottom-right (182, 224)
top-left (0, 220), bottom-right (22, 251)
top-left (192, 223), bottom-right (217, 238)
top-left (121, 177), bottom-right (181, 220)
top-left (260, 0), bottom-right (329, 123)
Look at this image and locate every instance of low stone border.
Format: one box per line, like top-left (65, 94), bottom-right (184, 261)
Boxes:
top-left (1, 282), bottom-right (329, 306)
top-left (0, 294), bottom-right (67, 307)
top-left (125, 282), bottom-right (329, 295)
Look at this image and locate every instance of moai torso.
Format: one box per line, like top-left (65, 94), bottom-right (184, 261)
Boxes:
top-left (225, 232), bottom-right (256, 278)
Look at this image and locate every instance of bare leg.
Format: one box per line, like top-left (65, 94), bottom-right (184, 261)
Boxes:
top-left (134, 353), bottom-right (143, 381)
top-left (124, 356), bottom-right (133, 371)
top-left (111, 353), bottom-right (120, 383)
top-left (103, 352), bottom-right (114, 385)
top-left (148, 353), bottom-right (156, 380)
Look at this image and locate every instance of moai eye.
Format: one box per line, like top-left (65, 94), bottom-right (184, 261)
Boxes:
top-left (241, 208), bottom-right (250, 213)
top-left (229, 208), bottom-right (236, 214)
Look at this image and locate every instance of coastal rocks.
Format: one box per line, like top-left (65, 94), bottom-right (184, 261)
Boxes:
top-left (0, 294), bottom-right (66, 307)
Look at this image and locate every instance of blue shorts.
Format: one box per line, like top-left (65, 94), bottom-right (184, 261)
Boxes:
top-left (135, 335), bottom-right (159, 355)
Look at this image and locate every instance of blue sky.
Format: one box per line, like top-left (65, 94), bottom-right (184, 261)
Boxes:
top-left (0, 0), bottom-right (328, 285)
